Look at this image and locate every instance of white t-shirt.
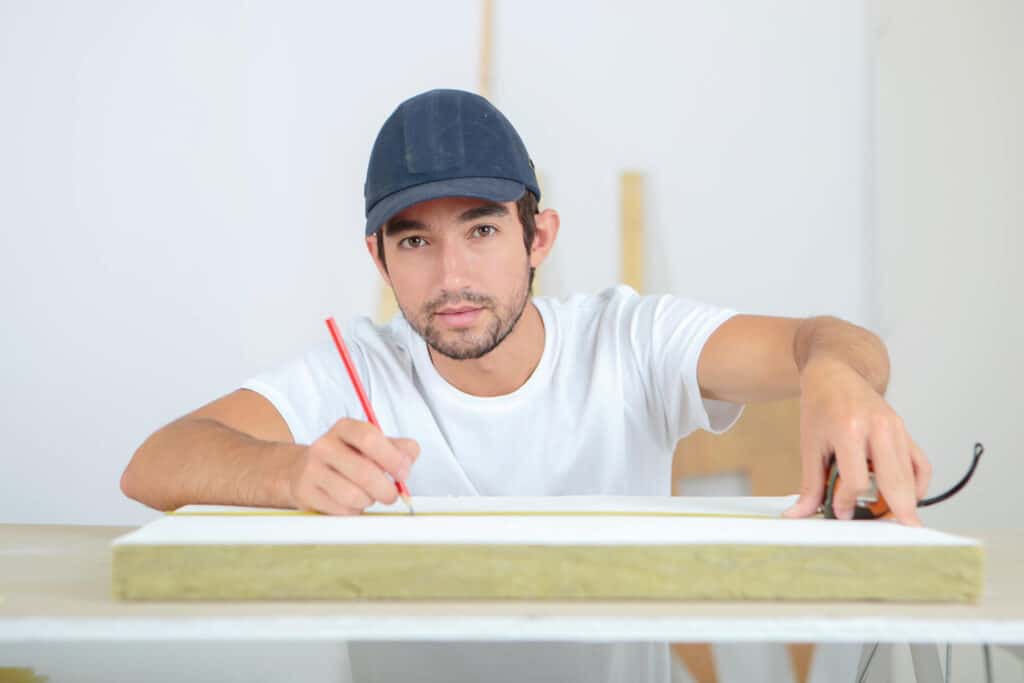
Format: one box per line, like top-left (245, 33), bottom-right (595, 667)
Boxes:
top-left (243, 285), bottom-right (744, 683)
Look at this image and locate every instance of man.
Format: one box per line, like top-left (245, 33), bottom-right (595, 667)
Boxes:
top-left (122, 89), bottom-right (931, 683)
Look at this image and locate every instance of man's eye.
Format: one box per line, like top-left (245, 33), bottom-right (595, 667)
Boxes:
top-left (472, 225), bottom-right (497, 238)
top-left (399, 236), bottom-right (427, 249)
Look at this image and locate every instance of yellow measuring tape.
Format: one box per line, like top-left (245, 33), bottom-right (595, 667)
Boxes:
top-left (168, 509), bottom-right (776, 520)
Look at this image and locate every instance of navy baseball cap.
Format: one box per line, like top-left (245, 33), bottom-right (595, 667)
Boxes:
top-left (363, 89), bottom-right (541, 237)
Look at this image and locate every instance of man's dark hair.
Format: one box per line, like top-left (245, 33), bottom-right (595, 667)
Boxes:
top-left (376, 191), bottom-right (539, 283)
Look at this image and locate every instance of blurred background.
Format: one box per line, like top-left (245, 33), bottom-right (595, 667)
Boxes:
top-left (3, 0), bottom-right (1018, 530)
top-left (0, 0), bottom-right (1020, 679)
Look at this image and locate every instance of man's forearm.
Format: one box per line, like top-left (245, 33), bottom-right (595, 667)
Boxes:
top-left (793, 316), bottom-right (891, 395)
top-left (121, 418), bottom-right (304, 512)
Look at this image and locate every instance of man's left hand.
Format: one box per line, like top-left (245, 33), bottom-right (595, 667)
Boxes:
top-left (782, 357), bottom-right (932, 526)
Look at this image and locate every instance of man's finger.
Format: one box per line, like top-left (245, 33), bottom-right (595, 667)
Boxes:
top-left (325, 449), bottom-right (399, 505)
top-left (390, 437), bottom-right (421, 463)
top-left (908, 437), bottom-right (932, 501)
top-left (304, 484), bottom-right (362, 516)
top-left (334, 419), bottom-right (410, 481)
top-left (319, 470), bottom-right (376, 511)
top-left (870, 422), bottom-right (921, 526)
top-left (782, 426), bottom-right (827, 519)
top-left (831, 436), bottom-right (871, 521)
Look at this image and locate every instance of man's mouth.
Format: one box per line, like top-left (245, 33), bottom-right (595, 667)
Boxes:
top-left (436, 306), bottom-right (480, 314)
top-left (433, 306), bottom-right (484, 327)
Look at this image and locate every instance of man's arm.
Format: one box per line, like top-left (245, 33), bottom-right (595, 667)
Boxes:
top-left (695, 314), bottom-right (930, 526)
top-left (696, 314), bottom-right (889, 403)
top-left (120, 389), bottom-right (419, 514)
top-left (120, 389), bottom-right (304, 512)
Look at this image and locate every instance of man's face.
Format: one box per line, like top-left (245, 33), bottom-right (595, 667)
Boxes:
top-left (373, 196), bottom-right (533, 361)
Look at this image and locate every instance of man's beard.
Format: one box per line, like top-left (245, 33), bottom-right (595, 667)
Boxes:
top-left (400, 267), bottom-right (533, 361)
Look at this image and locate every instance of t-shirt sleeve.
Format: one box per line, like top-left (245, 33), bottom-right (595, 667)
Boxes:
top-left (241, 339), bottom-right (361, 446)
top-left (616, 286), bottom-right (745, 447)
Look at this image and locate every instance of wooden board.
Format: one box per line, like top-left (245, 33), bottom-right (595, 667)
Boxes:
top-left (620, 171), bottom-right (645, 292)
top-left (111, 497), bottom-right (983, 603)
top-left (674, 399), bottom-right (803, 496)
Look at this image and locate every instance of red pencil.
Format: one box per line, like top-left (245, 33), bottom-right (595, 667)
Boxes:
top-left (325, 316), bottom-right (414, 515)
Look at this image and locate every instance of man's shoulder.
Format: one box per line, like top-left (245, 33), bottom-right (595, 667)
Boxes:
top-left (343, 314), bottom-right (416, 363)
top-left (535, 284), bottom-right (640, 316)
top-left (537, 285), bottom-right (730, 348)
top-left (531, 286), bottom-right (651, 352)
top-left (268, 315), bottom-right (412, 378)
top-left (537, 284), bottom-right (662, 328)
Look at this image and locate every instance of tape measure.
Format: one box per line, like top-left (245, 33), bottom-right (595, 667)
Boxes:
top-left (169, 509), bottom-right (775, 520)
top-left (821, 442), bottom-right (983, 520)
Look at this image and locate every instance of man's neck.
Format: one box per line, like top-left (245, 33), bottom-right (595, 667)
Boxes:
top-left (427, 302), bottom-right (545, 397)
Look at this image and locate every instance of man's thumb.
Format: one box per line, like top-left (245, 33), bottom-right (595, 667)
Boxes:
top-left (391, 437), bottom-right (421, 461)
top-left (782, 492), bottom-right (822, 519)
top-left (783, 435), bottom-right (826, 519)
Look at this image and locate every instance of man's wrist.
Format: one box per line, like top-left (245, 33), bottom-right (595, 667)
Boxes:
top-left (799, 353), bottom-right (886, 396)
top-left (793, 317), bottom-right (890, 396)
top-left (257, 441), bottom-right (307, 509)
top-left (799, 354), bottom-right (846, 390)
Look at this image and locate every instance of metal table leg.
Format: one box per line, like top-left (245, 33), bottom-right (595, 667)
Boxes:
top-left (909, 644), bottom-right (943, 683)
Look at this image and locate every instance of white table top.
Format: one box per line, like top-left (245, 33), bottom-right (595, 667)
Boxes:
top-left (2, 523), bottom-right (1022, 645)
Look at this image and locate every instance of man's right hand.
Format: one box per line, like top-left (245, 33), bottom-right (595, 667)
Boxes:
top-left (287, 418), bottom-right (420, 515)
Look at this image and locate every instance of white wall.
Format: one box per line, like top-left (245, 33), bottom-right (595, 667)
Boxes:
top-left (873, 0), bottom-right (1023, 529)
top-left (1, 0), bottom-right (481, 524)
top-left (0, 0), bottom-right (870, 526)
top-left (497, 0), bottom-right (871, 323)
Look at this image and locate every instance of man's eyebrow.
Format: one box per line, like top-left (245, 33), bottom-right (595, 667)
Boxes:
top-left (457, 203), bottom-right (509, 222)
top-left (385, 203), bottom-right (509, 236)
top-left (384, 218), bottom-right (428, 237)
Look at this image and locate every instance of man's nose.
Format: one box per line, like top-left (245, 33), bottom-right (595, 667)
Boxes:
top-left (437, 241), bottom-right (472, 291)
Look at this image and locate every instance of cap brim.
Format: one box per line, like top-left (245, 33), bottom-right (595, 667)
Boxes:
top-left (365, 177), bottom-right (526, 236)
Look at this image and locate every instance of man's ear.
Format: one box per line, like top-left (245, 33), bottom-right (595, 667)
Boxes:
top-left (528, 208), bottom-right (560, 270)
top-left (366, 234), bottom-right (392, 286)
